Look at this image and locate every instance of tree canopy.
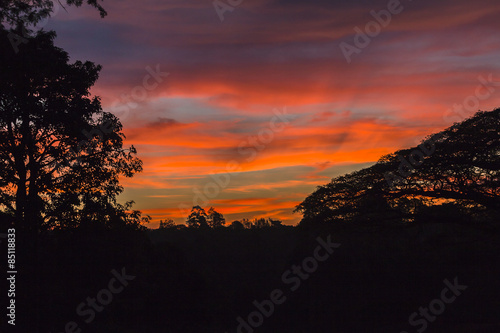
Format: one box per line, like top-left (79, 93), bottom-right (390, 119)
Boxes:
top-left (0, 0), bottom-right (106, 28)
top-left (295, 109), bottom-right (500, 225)
top-left (185, 206), bottom-right (227, 228)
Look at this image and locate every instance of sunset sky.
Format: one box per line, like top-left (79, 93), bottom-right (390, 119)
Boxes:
top-left (44, 0), bottom-right (500, 226)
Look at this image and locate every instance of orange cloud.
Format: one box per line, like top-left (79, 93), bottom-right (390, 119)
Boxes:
top-left (50, 0), bottom-right (500, 225)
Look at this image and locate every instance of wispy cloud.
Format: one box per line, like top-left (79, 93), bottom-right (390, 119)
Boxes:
top-left (46, 0), bottom-right (500, 226)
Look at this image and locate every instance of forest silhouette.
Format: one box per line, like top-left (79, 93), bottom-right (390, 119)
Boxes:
top-left (1, 1), bottom-right (499, 332)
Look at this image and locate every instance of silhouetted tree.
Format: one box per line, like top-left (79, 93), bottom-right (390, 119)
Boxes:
top-left (159, 218), bottom-right (176, 229)
top-left (186, 206), bottom-right (209, 228)
top-left (296, 109), bottom-right (500, 225)
top-left (0, 28), bottom-right (143, 231)
top-left (269, 218), bottom-right (283, 227)
top-left (1, 0), bottom-right (106, 54)
top-left (413, 202), bottom-right (473, 224)
top-left (229, 220), bottom-right (244, 230)
top-left (1, 0), bottom-right (106, 28)
top-left (251, 218), bottom-right (270, 229)
top-left (248, 217), bottom-right (284, 228)
top-left (207, 207), bottom-right (225, 228)
top-left (381, 109), bottom-right (499, 210)
top-left (241, 218), bottom-right (252, 229)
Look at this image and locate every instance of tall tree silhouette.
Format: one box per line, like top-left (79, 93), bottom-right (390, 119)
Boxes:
top-left (186, 206), bottom-right (209, 228)
top-left (207, 207), bottom-right (225, 228)
top-left (295, 109), bottom-right (499, 225)
top-left (0, 28), bottom-right (143, 231)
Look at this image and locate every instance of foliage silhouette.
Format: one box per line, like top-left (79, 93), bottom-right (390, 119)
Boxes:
top-left (207, 206), bottom-right (226, 228)
top-left (225, 217), bottom-right (284, 229)
top-left (185, 206), bottom-right (226, 228)
top-left (0, 27), bottom-right (145, 231)
top-left (295, 109), bottom-right (499, 226)
top-left (159, 218), bottom-right (176, 229)
top-left (186, 205), bottom-right (209, 228)
top-left (1, 0), bottom-right (106, 29)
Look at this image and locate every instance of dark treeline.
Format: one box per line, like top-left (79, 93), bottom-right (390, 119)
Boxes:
top-left (9, 217), bottom-right (500, 332)
top-left (159, 205), bottom-right (284, 230)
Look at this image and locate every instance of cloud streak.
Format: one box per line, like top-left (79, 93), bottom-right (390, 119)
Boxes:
top-left (44, 0), bottom-right (500, 226)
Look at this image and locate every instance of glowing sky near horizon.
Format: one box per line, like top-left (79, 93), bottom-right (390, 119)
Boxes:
top-left (44, 0), bottom-right (500, 226)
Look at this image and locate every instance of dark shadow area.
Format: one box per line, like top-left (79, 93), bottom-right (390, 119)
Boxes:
top-left (6, 220), bottom-right (500, 332)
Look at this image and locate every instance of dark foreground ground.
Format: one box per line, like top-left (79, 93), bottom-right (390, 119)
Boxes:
top-left (6, 220), bottom-right (500, 333)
